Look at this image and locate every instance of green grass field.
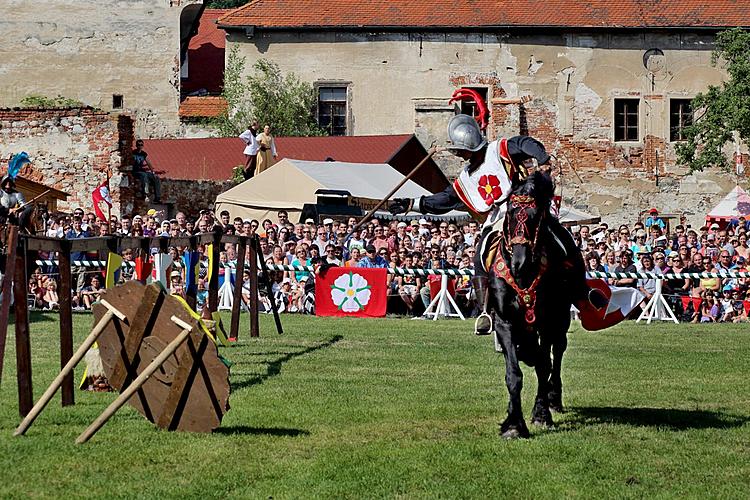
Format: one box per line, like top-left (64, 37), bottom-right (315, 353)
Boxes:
top-left (0, 313), bottom-right (749, 499)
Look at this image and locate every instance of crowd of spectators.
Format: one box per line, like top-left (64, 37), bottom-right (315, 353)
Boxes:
top-left (30, 205), bottom-right (750, 322)
top-left (581, 209), bottom-right (750, 323)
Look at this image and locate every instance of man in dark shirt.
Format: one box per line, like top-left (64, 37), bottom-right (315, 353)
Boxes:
top-left (132, 139), bottom-right (162, 203)
top-left (610, 251), bottom-right (637, 288)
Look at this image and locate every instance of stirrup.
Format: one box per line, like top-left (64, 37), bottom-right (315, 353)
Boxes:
top-left (474, 311), bottom-right (494, 336)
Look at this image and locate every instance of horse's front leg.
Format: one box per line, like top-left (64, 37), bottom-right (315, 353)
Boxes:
top-left (531, 340), bottom-right (554, 427)
top-left (496, 321), bottom-right (530, 439)
top-left (548, 336), bottom-right (567, 413)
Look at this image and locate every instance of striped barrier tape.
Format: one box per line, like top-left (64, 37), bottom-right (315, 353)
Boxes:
top-left (33, 260), bottom-right (750, 279)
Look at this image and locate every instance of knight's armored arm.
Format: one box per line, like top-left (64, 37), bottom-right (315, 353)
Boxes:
top-left (391, 185), bottom-right (466, 215)
top-left (415, 185), bottom-right (466, 215)
top-left (508, 136), bottom-right (551, 166)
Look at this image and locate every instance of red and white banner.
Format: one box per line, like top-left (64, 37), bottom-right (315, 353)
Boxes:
top-left (92, 179), bottom-right (113, 221)
top-left (316, 267), bottom-right (387, 318)
top-left (578, 278), bottom-right (644, 331)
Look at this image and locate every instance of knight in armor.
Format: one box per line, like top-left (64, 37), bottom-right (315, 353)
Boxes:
top-left (0, 175), bottom-right (33, 230)
top-left (390, 114), bottom-right (608, 334)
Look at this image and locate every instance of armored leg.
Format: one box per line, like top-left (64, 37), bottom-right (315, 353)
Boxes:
top-left (472, 229), bottom-right (495, 335)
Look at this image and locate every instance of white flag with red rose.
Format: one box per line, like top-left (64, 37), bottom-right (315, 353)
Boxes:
top-left (91, 179), bottom-right (113, 221)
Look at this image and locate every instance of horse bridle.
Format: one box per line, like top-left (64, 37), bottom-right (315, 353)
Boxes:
top-left (493, 193), bottom-right (548, 326)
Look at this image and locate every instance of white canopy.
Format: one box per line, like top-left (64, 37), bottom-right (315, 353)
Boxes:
top-left (558, 206), bottom-right (601, 226)
top-left (706, 185), bottom-right (750, 221)
top-left (215, 158), bottom-right (439, 222)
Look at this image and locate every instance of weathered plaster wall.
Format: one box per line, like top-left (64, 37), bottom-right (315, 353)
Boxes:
top-left (0, 0), bottom-right (202, 138)
top-left (228, 30), bottom-right (742, 227)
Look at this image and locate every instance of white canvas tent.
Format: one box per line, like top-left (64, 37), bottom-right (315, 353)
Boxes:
top-left (215, 158), bottom-right (458, 222)
top-left (706, 185), bottom-right (750, 224)
top-left (559, 206), bottom-right (601, 226)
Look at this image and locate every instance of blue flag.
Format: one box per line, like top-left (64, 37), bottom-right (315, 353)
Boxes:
top-left (8, 152), bottom-right (30, 179)
top-left (182, 251), bottom-right (200, 296)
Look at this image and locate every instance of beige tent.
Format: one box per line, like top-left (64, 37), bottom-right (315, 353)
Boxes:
top-left (214, 158), bottom-right (437, 222)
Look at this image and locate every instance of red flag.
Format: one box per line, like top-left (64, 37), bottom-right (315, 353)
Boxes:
top-left (92, 178), bottom-right (113, 221)
top-left (316, 267), bottom-right (387, 317)
top-left (134, 256), bottom-right (153, 284)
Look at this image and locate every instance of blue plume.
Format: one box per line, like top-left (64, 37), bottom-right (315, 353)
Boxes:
top-left (8, 152), bottom-right (30, 179)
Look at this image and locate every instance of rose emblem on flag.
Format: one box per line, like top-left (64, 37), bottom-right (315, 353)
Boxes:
top-left (477, 174), bottom-right (502, 206)
top-left (330, 271), bottom-right (372, 312)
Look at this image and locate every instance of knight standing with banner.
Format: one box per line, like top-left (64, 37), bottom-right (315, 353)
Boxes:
top-left (391, 115), bottom-right (609, 334)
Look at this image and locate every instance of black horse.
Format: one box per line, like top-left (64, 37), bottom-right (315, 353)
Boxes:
top-left (487, 171), bottom-right (572, 439)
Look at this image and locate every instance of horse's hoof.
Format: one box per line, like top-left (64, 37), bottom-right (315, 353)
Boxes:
top-left (501, 428), bottom-right (524, 440)
top-left (550, 404), bottom-right (565, 414)
top-left (531, 418), bottom-right (555, 429)
top-left (500, 424), bottom-right (530, 439)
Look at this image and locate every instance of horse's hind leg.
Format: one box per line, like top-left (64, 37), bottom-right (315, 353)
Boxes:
top-left (548, 337), bottom-right (567, 413)
top-left (496, 324), bottom-right (530, 439)
top-left (531, 342), bottom-right (554, 427)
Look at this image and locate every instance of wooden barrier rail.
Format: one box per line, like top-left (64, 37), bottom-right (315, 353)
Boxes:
top-left (0, 229), bottom-right (268, 418)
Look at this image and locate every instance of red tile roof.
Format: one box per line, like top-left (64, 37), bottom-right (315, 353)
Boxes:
top-left (179, 96), bottom-right (228, 118)
top-left (182, 9), bottom-right (228, 95)
top-left (218, 0), bottom-right (750, 29)
top-left (143, 134), bottom-right (413, 181)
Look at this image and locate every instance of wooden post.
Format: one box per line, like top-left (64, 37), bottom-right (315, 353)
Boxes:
top-left (13, 238), bottom-right (32, 417)
top-left (229, 236), bottom-right (247, 341)
top-left (76, 315), bottom-right (193, 444)
top-left (208, 230), bottom-right (221, 313)
top-left (57, 239), bottom-right (74, 406)
top-left (14, 301), bottom-right (126, 436)
top-left (0, 225), bottom-right (18, 386)
top-left (247, 235), bottom-right (259, 338)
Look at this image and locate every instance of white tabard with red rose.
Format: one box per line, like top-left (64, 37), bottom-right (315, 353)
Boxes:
top-left (452, 140), bottom-right (513, 228)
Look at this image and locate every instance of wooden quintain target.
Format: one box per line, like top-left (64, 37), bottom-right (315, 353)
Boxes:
top-left (92, 281), bottom-right (230, 433)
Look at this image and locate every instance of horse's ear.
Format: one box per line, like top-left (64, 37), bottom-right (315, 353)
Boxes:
top-left (533, 171), bottom-right (555, 203)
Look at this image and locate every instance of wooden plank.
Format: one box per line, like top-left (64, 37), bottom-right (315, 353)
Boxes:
top-left (229, 236), bottom-right (247, 340)
top-left (23, 236), bottom-right (63, 252)
top-left (70, 237), bottom-right (111, 253)
top-left (13, 242), bottom-right (32, 417)
top-left (0, 226), bottom-right (18, 386)
top-left (155, 331), bottom-right (208, 429)
top-left (57, 241), bottom-right (75, 406)
top-left (219, 234), bottom-right (240, 245)
top-left (107, 285), bottom-right (164, 389)
top-left (248, 237), bottom-right (259, 338)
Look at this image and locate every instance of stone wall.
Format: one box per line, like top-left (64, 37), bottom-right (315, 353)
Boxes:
top-left (227, 29), bottom-right (748, 227)
top-left (0, 107), bottom-right (232, 220)
top-left (0, 0), bottom-right (203, 138)
top-left (161, 178), bottom-right (234, 219)
top-left (0, 107), bottom-right (134, 215)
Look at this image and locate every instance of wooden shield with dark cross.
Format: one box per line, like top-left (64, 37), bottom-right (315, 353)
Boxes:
top-left (92, 281), bottom-right (230, 432)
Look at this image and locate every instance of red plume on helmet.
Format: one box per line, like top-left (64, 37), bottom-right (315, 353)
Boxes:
top-left (448, 88), bottom-right (489, 131)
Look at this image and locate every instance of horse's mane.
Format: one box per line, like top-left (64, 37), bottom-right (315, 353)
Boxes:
top-left (510, 171), bottom-right (555, 209)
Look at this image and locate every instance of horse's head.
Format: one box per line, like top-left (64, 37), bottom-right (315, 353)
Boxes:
top-left (504, 171), bottom-right (554, 282)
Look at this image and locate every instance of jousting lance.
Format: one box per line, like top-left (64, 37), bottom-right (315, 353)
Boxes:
top-left (345, 147), bottom-right (441, 239)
